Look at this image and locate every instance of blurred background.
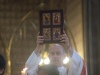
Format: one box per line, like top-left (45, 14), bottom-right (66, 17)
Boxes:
top-left (0, 0), bottom-right (100, 75)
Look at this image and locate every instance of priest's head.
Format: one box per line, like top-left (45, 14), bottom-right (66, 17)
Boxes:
top-left (48, 44), bottom-right (66, 67)
top-left (0, 54), bottom-right (6, 75)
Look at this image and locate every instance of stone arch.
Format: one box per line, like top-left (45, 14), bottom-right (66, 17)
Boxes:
top-left (6, 10), bottom-right (38, 75)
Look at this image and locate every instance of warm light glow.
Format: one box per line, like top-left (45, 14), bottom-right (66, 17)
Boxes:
top-left (21, 68), bottom-right (28, 75)
top-left (43, 52), bottom-right (48, 58)
top-left (44, 58), bottom-right (50, 64)
top-left (23, 68), bottom-right (28, 71)
top-left (63, 57), bottom-right (69, 64)
top-left (8, 60), bottom-right (11, 66)
top-left (39, 57), bottom-right (69, 65)
top-left (39, 59), bottom-right (43, 65)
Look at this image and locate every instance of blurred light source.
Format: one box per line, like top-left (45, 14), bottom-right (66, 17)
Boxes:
top-left (44, 58), bottom-right (50, 64)
top-left (23, 68), bottom-right (28, 71)
top-left (8, 60), bottom-right (11, 66)
top-left (39, 59), bottom-right (43, 65)
top-left (39, 57), bottom-right (69, 65)
top-left (21, 68), bottom-right (28, 75)
top-left (63, 57), bottom-right (69, 64)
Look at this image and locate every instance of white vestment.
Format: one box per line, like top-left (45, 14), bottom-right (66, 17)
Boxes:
top-left (25, 50), bottom-right (87, 75)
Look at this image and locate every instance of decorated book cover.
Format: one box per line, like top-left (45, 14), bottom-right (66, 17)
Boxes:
top-left (39, 10), bottom-right (64, 43)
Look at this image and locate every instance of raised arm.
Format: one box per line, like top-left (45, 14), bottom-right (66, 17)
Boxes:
top-left (25, 34), bottom-right (44, 75)
top-left (60, 32), bottom-right (87, 75)
top-left (60, 31), bottom-right (74, 57)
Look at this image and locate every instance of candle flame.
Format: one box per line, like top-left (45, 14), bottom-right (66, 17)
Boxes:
top-left (23, 68), bottom-right (28, 71)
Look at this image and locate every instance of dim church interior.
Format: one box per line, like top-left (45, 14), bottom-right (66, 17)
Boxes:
top-left (0, 0), bottom-right (100, 75)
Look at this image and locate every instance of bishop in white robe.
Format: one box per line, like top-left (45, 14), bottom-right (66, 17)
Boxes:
top-left (25, 32), bottom-right (87, 75)
top-left (25, 50), bottom-right (87, 75)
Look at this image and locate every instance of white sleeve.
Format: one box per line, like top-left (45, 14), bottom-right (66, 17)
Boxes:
top-left (25, 51), bottom-right (41, 75)
top-left (70, 50), bottom-right (84, 75)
